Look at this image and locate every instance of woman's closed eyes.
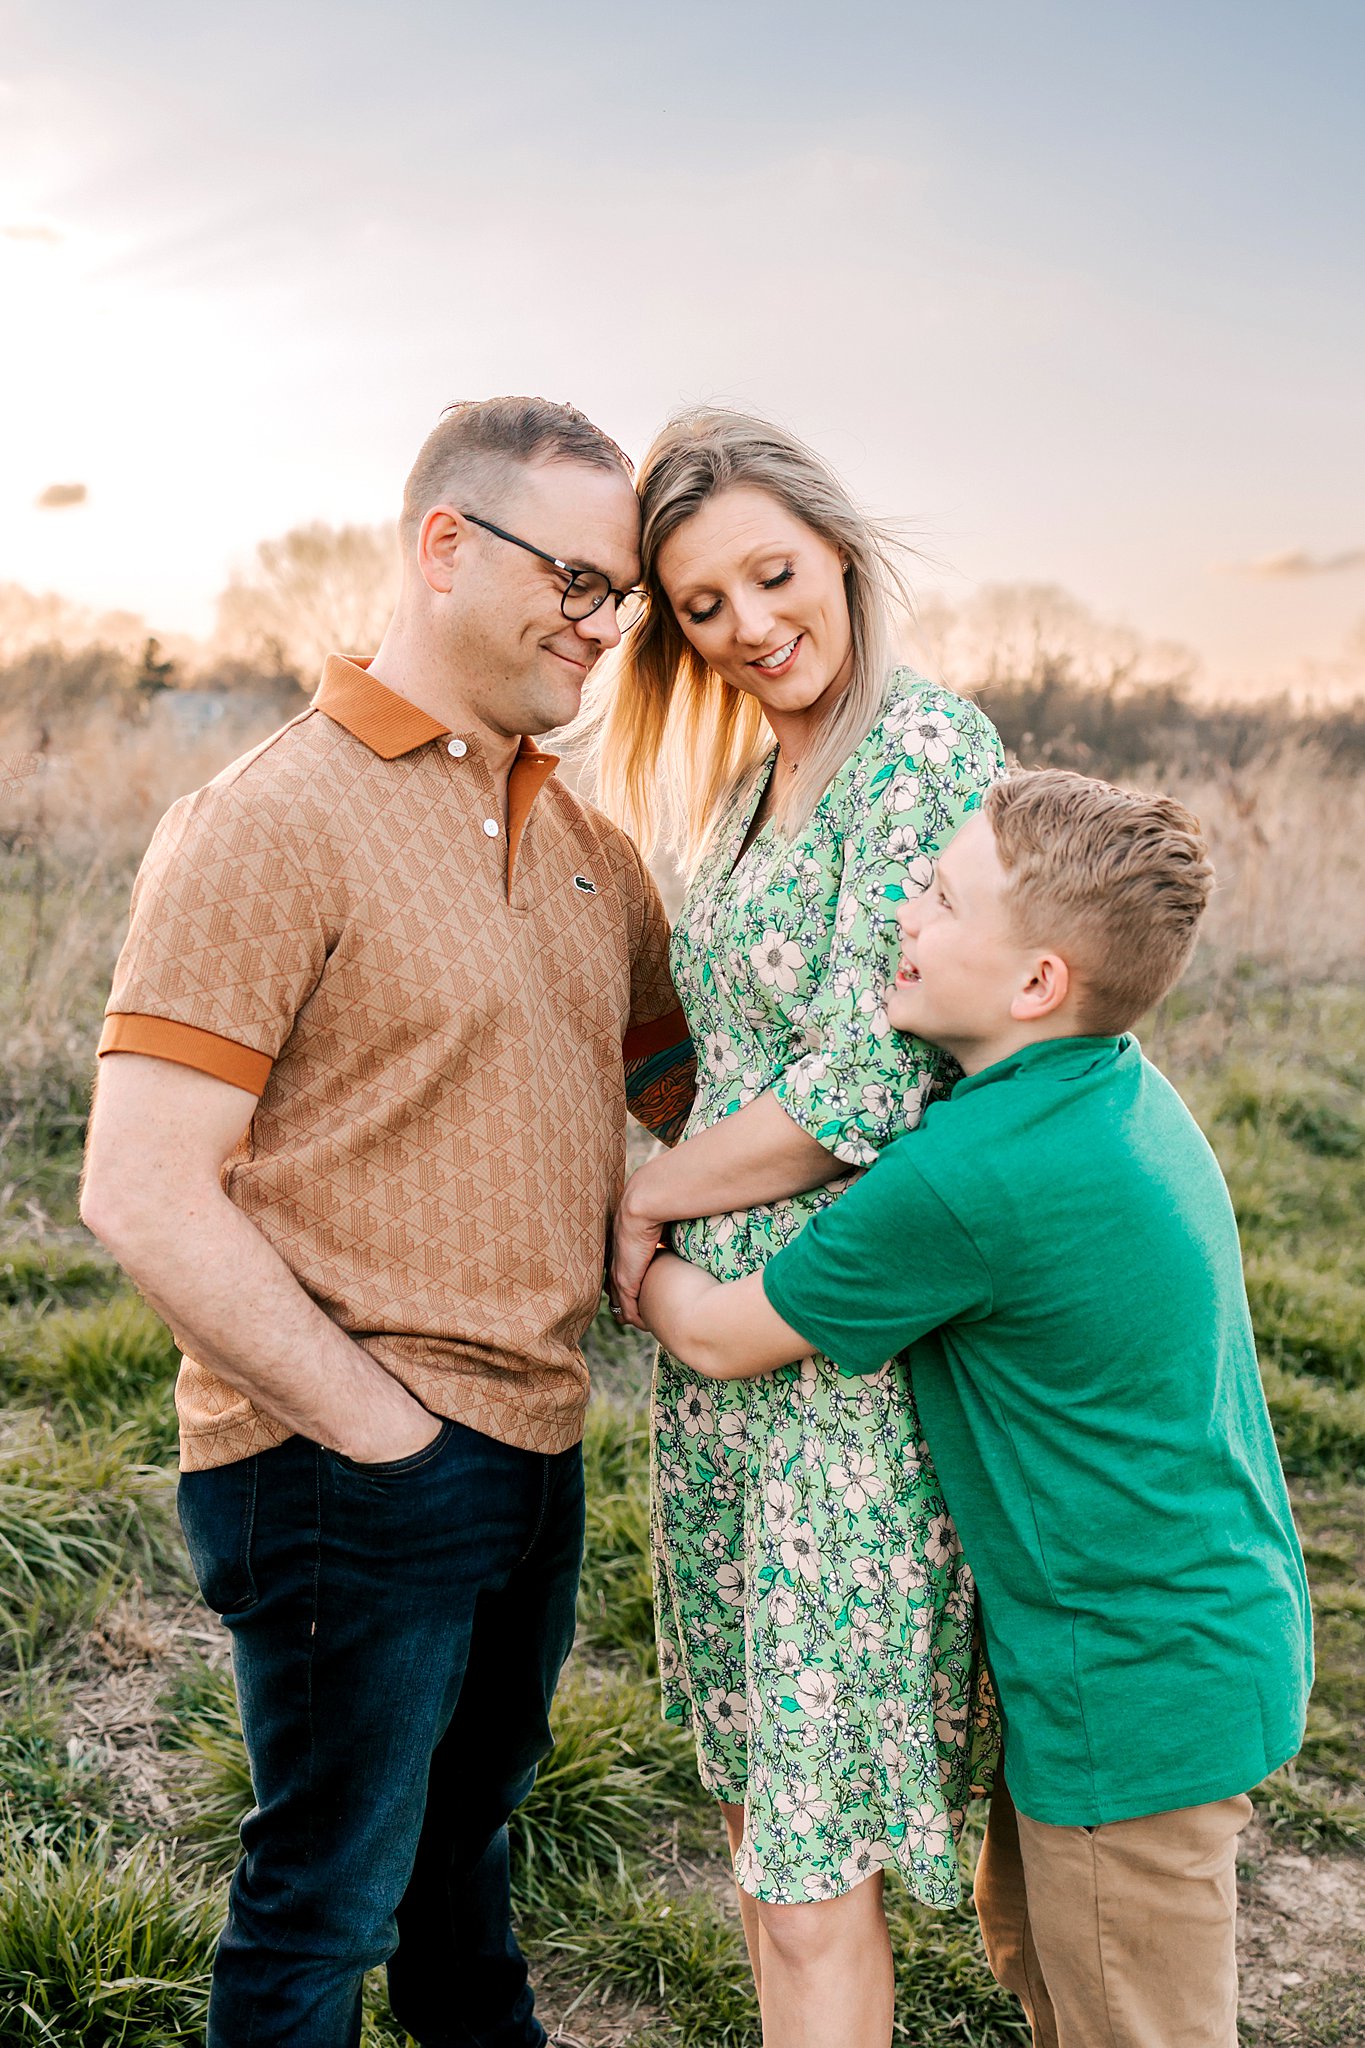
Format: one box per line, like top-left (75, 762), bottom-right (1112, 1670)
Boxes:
top-left (685, 561), bottom-right (795, 626)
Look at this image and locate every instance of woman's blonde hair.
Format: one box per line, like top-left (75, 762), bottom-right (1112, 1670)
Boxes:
top-left (583, 408), bottom-right (914, 869)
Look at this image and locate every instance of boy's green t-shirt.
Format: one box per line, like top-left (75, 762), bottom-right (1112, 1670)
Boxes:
top-left (763, 1034), bottom-right (1312, 1827)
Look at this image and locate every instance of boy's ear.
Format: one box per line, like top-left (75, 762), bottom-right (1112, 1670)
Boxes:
top-left (1010, 950), bottom-right (1071, 1024)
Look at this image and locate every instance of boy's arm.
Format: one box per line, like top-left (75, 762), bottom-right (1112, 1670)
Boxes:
top-left (638, 1253), bottom-right (812, 1380)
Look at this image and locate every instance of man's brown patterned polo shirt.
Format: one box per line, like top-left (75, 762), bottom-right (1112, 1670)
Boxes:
top-left (99, 656), bottom-right (690, 1472)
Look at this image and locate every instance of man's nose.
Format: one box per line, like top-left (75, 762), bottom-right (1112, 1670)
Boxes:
top-left (574, 601), bottom-right (623, 653)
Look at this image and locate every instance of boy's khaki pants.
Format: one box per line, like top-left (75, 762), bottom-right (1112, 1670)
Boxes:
top-left (973, 1775), bottom-right (1254, 2048)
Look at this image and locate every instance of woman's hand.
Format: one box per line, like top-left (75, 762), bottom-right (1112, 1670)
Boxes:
top-left (610, 1094), bottom-right (844, 1328)
top-left (610, 1163), bottom-right (670, 1329)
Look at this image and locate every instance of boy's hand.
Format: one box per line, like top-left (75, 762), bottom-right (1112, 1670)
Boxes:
top-left (638, 1253), bottom-right (812, 1381)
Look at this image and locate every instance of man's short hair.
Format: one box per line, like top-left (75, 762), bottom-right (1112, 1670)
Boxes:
top-left (400, 397), bottom-right (633, 547)
top-left (984, 768), bottom-right (1214, 1033)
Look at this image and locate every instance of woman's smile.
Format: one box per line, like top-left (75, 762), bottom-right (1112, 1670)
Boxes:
top-left (750, 633), bottom-right (803, 676)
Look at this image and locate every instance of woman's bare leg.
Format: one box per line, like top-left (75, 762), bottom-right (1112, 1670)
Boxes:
top-left (754, 1874), bottom-right (893, 2048)
top-left (719, 1800), bottom-right (763, 1997)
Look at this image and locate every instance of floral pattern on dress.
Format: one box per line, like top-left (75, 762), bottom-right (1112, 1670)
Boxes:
top-left (652, 673), bottom-right (1003, 1907)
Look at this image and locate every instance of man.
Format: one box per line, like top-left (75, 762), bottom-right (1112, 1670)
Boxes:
top-left (81, 397), bottom-right (694, 2048)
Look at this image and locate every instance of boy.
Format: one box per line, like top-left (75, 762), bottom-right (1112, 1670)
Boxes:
top-left (638, 768), bottom-right (1311, 2048)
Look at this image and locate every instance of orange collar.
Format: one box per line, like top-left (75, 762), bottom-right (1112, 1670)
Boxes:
top-left (312, 656), bottom-right (558, 776)
top-left (313, 656), bottom-right (448, 758)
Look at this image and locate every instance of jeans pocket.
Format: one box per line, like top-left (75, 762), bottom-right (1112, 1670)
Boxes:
top-left (178, 1457), bottom-right (260, 1616)
top-left (326, 1417), bottom-right (455, 1480)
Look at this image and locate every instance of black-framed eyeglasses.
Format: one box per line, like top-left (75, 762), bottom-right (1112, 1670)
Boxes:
top-left (460, 512), bottom-right (647, 630)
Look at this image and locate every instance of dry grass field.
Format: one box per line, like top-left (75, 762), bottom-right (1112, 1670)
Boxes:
top-left (1, 641), bottom-right (1362, 2044)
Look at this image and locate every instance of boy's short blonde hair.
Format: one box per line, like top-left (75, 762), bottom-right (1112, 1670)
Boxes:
top-left (984, 769), bottom-right (1214, 1032)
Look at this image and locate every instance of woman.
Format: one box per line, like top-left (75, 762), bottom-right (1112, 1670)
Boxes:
top-left (592, 411), bottom-right (1003, 2047)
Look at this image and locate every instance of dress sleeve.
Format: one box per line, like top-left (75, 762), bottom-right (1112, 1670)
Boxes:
top-left (770, 686), bottom-right (1004, 1166)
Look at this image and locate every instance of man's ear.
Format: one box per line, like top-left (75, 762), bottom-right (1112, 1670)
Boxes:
top-left (1010, 951), bottom-right (1071, 1023)
top-left (417, 507), bottom-right (462, 595)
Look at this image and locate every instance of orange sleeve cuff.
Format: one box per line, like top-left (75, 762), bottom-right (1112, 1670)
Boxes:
top-left (622, 1004), bottom-right (690, 1062)
top-left (98, 1015), bottom-right (274, 1096)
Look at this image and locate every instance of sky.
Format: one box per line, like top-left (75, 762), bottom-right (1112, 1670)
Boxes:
top-left (2, 0), bottom-right (1363, 692)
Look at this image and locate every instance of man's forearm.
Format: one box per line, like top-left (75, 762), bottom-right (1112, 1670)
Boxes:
top-left (90, 1183), bottom-right (424, 1457)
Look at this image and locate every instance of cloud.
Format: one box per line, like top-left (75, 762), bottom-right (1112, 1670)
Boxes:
top-left (35, 483), bottom-right (89, 510)
top-left (2, 223), bottom-right (62, 245)
top-left (1227, 547), bottom-right (1365, 579)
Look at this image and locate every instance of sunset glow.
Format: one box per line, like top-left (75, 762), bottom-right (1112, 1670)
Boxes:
top-left (2, 2), bottom-right (1362, 691)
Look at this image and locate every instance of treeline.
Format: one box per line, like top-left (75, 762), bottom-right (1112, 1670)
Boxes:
top-left (0, 641), bottom-right (303, 745)
top-left (974, 664), bottom-right (1365, 780)
top-left (4, 639), bottom-right (1365, 783)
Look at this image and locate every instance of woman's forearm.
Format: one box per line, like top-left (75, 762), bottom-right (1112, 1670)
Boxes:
top-left (628, 1090), bottom-right (844, 1225)
top-left (610, 1091), bottom-right (846, 1325)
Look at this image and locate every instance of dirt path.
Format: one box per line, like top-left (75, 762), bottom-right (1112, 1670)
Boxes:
top-left (1238, 1819), bottom-right (1365, 2046)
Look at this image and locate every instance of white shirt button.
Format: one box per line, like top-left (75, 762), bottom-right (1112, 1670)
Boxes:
top-left (447, 738), bottom-right (467, 757)
top-left (482, 818), bottom-right (499, 838)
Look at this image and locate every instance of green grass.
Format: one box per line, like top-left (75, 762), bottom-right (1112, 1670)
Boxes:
top-left (0, 1829), bottom-right (218, 2046)
top-left (1258, 1363), bottom-right (1365, 1480)
top-left (0, 1427), bottom-right (181, 1667)
top-left (512, 1667), bottom-right (703, 1910)
top-left (0, 1296), bottom-right (181, 1462)
top-left (885, 1887), bottom-right (1032, 2046)
top-left (538, 1875), bottom-right (759, 2046)
top-left (1251, 1767), bottom-right (1365, 1854)
top-left (1243, 1256), bottom-right (1365, 1390)
top-left (157, 1660), bottom-right (253, 1869)
top-left (0, 1244), bottom-right (122, 1310)
top-left (578, 1399), bottom-right (657, 1671)
top-left (534, 1867), bottom-right (1032, 2048)
top-left (0, 1688), bottom-right (119, 1847)
top-left (0, 977), bottom-right (1360, 2045)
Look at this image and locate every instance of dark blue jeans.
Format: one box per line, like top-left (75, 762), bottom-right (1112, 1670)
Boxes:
top-left (177, 1417), bottom-right (584, 2048)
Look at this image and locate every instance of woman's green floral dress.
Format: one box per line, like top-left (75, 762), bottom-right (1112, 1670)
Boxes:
top-left (653, 672), bottom-right (1004, 1907)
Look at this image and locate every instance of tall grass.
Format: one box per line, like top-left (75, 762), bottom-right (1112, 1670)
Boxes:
top-left (157, 1660), bottom-right (252, 1869)
top-left (0, 1427), bottom-right (179, 1665)
top-left (0, 1830), bottom-right (217, 2046)
top-left (0, 1245), bottom-right (121, 1310)
top-left (1, 1296), bottom-right (180, 1462)
top-left (540, 1875), bottom-right (759, 2046)
top-left (578, 1399), bottom-right (657, 1670)
top-left (537, 1867), bottom-right (1033, 2048)
top-left (1, 642), bottom-right (1363, 2041)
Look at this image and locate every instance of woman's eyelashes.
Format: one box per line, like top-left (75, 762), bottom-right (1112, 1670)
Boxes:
top-left (683, 563), bottom-right (796, 626)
